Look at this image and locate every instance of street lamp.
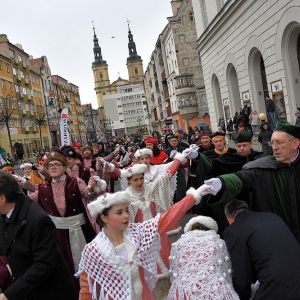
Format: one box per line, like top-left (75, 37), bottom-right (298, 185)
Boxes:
top-left (85, 104), bottom-right (98, 143)
top-left (137, 116), bottom-right (142, 133)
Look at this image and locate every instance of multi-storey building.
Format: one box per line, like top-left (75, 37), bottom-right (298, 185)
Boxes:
top-left (144, 0), bottom-right (210, 133)
top-left (0, 34), bottom-right (51, 159)
top-left (51, 75), bottom-right (86, 145)
top-left (103, 84), bottom-right (150, 135)
top-left (192, 0), bottom-right (300, 128)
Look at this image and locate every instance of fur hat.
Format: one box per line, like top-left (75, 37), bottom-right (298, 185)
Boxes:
top-left (45, 151), bottom-right (67, 167)
top-left (184, 216), bottom-right (218, 233)
top-left (139, 148), bottom-right (153, 157)
top-left (144, 137), bottom-right (157, 145)
top-left (121, 163), bottom-right (147, 178)
top-left (82, 145), bottom-right (93, 153)
top-left (0, 164), bottom-right (14, 171)
top-left (134, 149), bottom-right (143, 159)
top-left (63, 147), bottom-right (77, 159)
top-left (87, 191), bottom-right (131, 218)
top-left (20, 162), bottom-right (33, 169)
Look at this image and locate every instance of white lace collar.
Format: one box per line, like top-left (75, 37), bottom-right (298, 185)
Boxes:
top-left (52, 174), bottom-right (66, 183)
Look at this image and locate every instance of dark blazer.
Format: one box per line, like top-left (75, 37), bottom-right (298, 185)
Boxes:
top-left (224, 211), bottom-right (300, 300)
top-left (0, 194), bottom-right (78, 300)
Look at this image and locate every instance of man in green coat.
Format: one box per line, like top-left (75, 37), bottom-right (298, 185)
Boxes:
top-left (202, 120), bottom-right (300, 242)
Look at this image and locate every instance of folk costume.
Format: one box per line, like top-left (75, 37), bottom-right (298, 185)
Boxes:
top-left (208, 121), bottom-right (300, 242)
top-left (76, 188), bottom-right (203, 300)
top-left (144, 137), bottom-right (169, 165)
top-left (168, 216), bottom-right (239, 300)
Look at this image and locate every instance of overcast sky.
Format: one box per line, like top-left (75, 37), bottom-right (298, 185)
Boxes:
top-left (1, 0), bottom-right (173, 108)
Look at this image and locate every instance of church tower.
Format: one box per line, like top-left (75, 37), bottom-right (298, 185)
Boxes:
top-left (92, 24), bottom-right (110, 107)
top-left (126, 22), bottom-right (144, 84)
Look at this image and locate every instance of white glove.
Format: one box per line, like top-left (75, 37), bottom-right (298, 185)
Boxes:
top-left (204, 178), bottom-right (222, 195)
top-left (197, 184), bottom-right (215, 197)
top-left (120, 145), bottom-right (126, 153)
top-left (169, 150), bottom-right (178, 159)
top-left (107, 162), bottom-right (115, 172)
top-left (93, 176), bottom-right (107, 193)
top-left (182, 146), bottom-right (199, 159)
top-left (98, 157), bottom-right (106, 165)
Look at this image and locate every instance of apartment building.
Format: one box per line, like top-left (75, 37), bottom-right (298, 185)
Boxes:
top-left (103, 84), bottom-right (150, 135)
top-left (0, 34), bottom-right (51, 158)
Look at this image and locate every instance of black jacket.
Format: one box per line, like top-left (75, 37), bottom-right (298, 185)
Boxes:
top-left (266, 98), bottom-right (275, 112)
top-left (224, 211), bottom-right (300, 300)
top-left (0, 194), bottom-right (77, 300)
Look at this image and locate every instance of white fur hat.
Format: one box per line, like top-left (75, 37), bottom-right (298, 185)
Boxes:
top-left (87, 191), bottom-right (131, 218)
top-left (121, 163), bottom-right (147, 178)
top-left (20, 162), bottom-right (33, 169)
top-left (134, 148), bottom-right (153, 158)
top-left (184, 216), bottom-right (218, 233)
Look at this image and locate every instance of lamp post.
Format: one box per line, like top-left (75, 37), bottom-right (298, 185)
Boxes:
top-left (0, 95), bottom-right (17, 160)
top-left (137, 116), bottom-right (142, 134)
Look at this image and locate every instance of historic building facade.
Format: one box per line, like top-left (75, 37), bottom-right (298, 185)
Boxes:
top-left (144, 0), bottom-right (210, 133)
top-left (192, 0), bottom-right (300, 129)
top-left (92, 24), bottom-right (144, 108)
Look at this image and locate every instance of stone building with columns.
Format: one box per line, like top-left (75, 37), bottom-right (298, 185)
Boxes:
top-left (192, 0), bottom-right (300, 129)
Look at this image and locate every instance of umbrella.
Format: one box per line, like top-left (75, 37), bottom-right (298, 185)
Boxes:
top-left (198, 122), bottom-right (207, 128)
top-left (163, 127), bottom-right (172, 131)
top-left (176, 127), bottom-right (183, 133)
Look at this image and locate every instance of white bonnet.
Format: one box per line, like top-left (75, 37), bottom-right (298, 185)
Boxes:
top-left (184, 216), bottom-right (218, 233)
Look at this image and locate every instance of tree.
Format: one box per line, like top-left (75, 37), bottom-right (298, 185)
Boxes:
top-left (31, 104), bottom-right (48, 149)
top-left (0, 95), bottom-right (17, 161)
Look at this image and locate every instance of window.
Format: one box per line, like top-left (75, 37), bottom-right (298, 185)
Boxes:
top-left (36, 77), bottom-right (39, 84)
top-left (25, 103), bottom-right (30, 111)
top-left (186, 77), bottom-right (192, 86)
top-left (18, 54), bottom-right (23, 62)
top-left (198, 51), bottom-right (201, 63)
top-left (12, 67), bottom-right (17, 76)
top-left (119, 112), bottom-right (123, 115)
top-left (6, 63), bottom-right (9, 72)
top-left (179, 78), bottom-right (184, 87)
top-left (23, 87), bottom-right (27, 95)
top-left (9, 49), bottom-right (14, 58)
top-left (190, 12), bottom-right (195, 21)
top-left (1, 80), bottom-right (5, 89)
top-left (15, 120), bottom-right (19, 127)
top-left (20, 71), bottom-right (25, 78)
top-left (134, 68), bottom-right (138, 74)
top-left (0, 60), bottom-right (2, 70)
top-left (15, 85), bottom-right (20, 93)
top-left (8, 120), bottom-right (12, 128)
top-left (8, 82), bottom-right (12, 91)
top-left (120, 120), bottom-right (124, 122)
top-left (118, 105), bottom-right (122, 108)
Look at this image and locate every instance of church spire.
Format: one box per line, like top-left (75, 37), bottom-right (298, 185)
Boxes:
top-left (127, 19), bottom-right (141, 62)
top-left (92, 21), bottom-right (106, 66)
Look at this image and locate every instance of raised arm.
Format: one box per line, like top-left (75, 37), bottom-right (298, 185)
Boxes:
top-left (158, 185), bottom-right (209, 234)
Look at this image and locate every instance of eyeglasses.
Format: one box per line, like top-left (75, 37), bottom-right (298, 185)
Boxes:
top-left (267, 138), bottom-right (295, 147)
top-left (48, 163), bottom-right (63, 169)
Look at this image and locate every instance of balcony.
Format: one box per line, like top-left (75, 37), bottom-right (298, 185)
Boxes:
top-left (22, 61), bottom-right (26, 69)
top-left (161, 70), bottom-right (166, 82)
top-left (178, 99), bottom-right (199, 120)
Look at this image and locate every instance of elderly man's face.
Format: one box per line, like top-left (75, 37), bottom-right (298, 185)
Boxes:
top-left (169, 138), bottom-right (179, 148)
top-left (213, 138), bottom-right (225, 151)
top-left (271, 132), bottom-right (300, 164)
top-left (200, 136), bottom-right (211, 146)
top-left (236, 142), bottom-right (252, 157)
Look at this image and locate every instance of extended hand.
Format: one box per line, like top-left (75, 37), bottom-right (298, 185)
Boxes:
top-left (169, 150), bottom-right (178, 159)
top-left (204, 178), bottom-right (222, 195)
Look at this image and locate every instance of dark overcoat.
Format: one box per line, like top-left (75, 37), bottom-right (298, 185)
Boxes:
top-left (224, 211), bottom-right (300, 300)
top-left (0, 194), bottom-right (78, 300)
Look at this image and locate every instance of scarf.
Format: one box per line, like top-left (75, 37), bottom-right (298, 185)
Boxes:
top-left (214, 146), bottom-right (229, 155)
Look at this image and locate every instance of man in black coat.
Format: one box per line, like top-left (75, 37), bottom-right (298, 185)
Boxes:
top-left (224, 200), bottom-right (300, 300)
top-left (0, 171), bottom-right (77, 300)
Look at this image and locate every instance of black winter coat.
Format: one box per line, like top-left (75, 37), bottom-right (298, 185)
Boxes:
top-left (224, 211), bottom-right (300, 300)
top-left (258, 129), bottom-right (273, 155)
top-left (0, 194), bottom-right (78, 300)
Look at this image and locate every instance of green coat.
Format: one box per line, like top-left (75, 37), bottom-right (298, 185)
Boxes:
top-left (209, 154), bottom-right (300, 242)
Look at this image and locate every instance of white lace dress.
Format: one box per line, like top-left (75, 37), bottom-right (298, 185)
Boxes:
top-left (168, 230), bottom-right (239, 300)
